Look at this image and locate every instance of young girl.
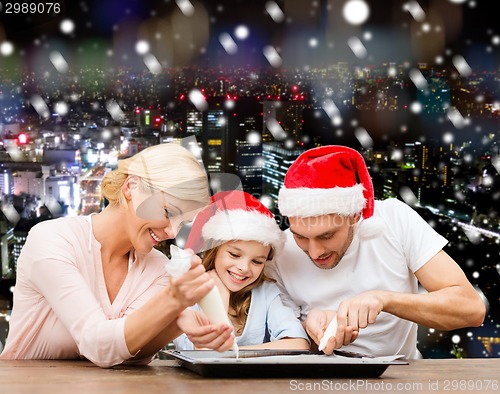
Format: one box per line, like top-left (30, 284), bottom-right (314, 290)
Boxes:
top-left (174, 190), bottom-right (310, 350)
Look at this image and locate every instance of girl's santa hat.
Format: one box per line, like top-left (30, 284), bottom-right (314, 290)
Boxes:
top-left (278, 145), bottom-right (383, 238)
top-left (186, 190), bottom-right (285, 257)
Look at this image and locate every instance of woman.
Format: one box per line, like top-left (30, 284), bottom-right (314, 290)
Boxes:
top-left (174, 190), bottom-right (310, 350)
top-left (0, 143), bottom-right (234, 367)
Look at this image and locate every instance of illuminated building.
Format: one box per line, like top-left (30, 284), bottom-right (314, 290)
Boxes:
top-left (262, 101), bottom-right (307, 143)
top-left (262, 142), bottom-right (304, 213)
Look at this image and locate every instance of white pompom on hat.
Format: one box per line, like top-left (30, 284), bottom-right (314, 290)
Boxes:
top-left (186, 190), bottom-right (285, 257)
top-left (278, 145), bottom-right (384, 238)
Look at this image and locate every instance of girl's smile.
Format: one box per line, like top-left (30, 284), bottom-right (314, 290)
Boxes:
top-left (214, 240), bottom-right (271, 293)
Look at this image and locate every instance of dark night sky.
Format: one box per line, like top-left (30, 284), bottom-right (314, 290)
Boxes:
top-left (1, 0), bottom-right (498, 70)
top-left (1, 1), bottom-right (491, 40)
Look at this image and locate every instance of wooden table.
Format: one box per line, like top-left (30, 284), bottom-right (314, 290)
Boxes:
top-left (1, 358), bottom-right (499, 393)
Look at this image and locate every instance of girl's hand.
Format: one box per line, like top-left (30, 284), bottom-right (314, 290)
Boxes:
top-left (177, 309), bottom-right (235, 351)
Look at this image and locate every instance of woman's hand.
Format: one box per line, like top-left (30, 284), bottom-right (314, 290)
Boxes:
top-left (168, 254), bottom-right (214, 309)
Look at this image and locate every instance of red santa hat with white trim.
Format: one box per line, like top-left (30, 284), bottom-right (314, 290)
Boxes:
top-left (185, 190), bottom-right (285, 258)
top-left (278, 145), bottom-right (383, 238)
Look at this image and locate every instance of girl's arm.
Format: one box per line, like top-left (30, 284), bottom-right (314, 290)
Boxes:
top-left (240, 337), bottom-right (309, 350)
top-left (256, 282), bottom-right (311, 350)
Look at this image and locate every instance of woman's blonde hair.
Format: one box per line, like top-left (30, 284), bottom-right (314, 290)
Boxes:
top-left (201, 244), bottom-right (275, 335)
top-left (101, 143), bottom-right (210, 207)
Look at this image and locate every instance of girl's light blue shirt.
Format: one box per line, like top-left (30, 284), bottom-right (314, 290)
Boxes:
top-left (173, 281), bottom-right (309, 350)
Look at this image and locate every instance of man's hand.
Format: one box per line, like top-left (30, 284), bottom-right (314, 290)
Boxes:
top-left (336, 290), bottom-right (385, 331)
top-left (177, 309), bottom-right (235, 351)
top-left (305, 308), bottom-right (359, 355)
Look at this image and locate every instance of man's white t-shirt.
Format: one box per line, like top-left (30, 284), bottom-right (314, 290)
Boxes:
top-left (266, 198), bottom-right (448, 359)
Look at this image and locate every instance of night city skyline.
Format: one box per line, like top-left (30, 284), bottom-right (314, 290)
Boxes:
top-left (1, 0), bottom-right (499, 359)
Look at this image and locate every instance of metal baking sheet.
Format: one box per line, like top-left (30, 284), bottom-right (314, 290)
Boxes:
top-left (164, 349), bottom-right (408, 378)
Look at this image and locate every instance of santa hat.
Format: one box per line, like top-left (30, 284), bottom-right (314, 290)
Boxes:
top-left (278, 145), bottom-right (383, 238)
top-left (186, 190), bottom-right (285, 257)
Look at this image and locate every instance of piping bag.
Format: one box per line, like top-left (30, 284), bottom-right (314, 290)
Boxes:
top-left (318, 316), bottom-right (338, 354)
top-left (167, 244), bottom-right (239, 358)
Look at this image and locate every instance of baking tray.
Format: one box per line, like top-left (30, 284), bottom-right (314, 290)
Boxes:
top-left (164, 349), bottom-right (408, 378)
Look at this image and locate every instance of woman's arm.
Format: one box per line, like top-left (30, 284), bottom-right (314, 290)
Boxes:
top-left (28, 232), bottom-right (214, 367)
top-left (123, 261), bottom-right (217, 358)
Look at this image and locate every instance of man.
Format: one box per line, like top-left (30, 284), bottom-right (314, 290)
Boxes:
top-left (266, 145), bottom-right (485, 358)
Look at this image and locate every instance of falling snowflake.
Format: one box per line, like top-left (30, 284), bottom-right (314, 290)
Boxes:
top-left (219, 33), bottom-right (238, 55)
top-left (54, 101), bottom-right (69, 116)
top-left (135, 40), bottom-right (150, 55)
top-left (0, 41), bottom-right (14, 56)
top-left (176, 0), bottom-right (195, 16)
top-left (143, 54), bottom-right (162, 74)
top-left (403, 1), bottom-right (426, 22)
top-left (49, 51), bottom-right (69, 73)
top-left (60, 19), bottom-right (75, 34)
top-left (354, 127), bottom-right (373, 148)
top-left (105, 99), bottom-right (126, 122)
top-left (399, 186), bottom-right (418, 206)
top-left (188, 89), bottom-right (208, 111)
top-left (409, 69), bottom-right (428, 90)
top-left (266, 118), bottom-right (287, 141)
top-left (30, 95), bottom-right (50, 119)
top-left (322, 99), bottom-right (342, 126)
top-left (347, 36), bottom-right (367, 59)
top-left (234, 25), bottom-right (249, 40)
top-left (246, 131), bottom-right (260, 144)
top-left (265, 1), bottom-right (285, 23)
top-left (343, 0), bottom-right (370, 25)
top-left (452, 55), bottom-right (472, 77)
top-left (263, 45), bottom-right (282, 67)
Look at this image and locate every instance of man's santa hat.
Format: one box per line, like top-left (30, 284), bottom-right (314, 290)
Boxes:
top-left (278, 145), bottom-right (383, 238)
top-left (186, 190), bottom-right (284, 257)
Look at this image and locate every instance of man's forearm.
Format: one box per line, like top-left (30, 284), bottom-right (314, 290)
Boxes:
top-left (381, 286), bottom-right (485, 330)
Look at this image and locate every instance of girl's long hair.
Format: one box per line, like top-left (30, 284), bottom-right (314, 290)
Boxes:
top-left (201, 244), bottom-right (275, 335)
